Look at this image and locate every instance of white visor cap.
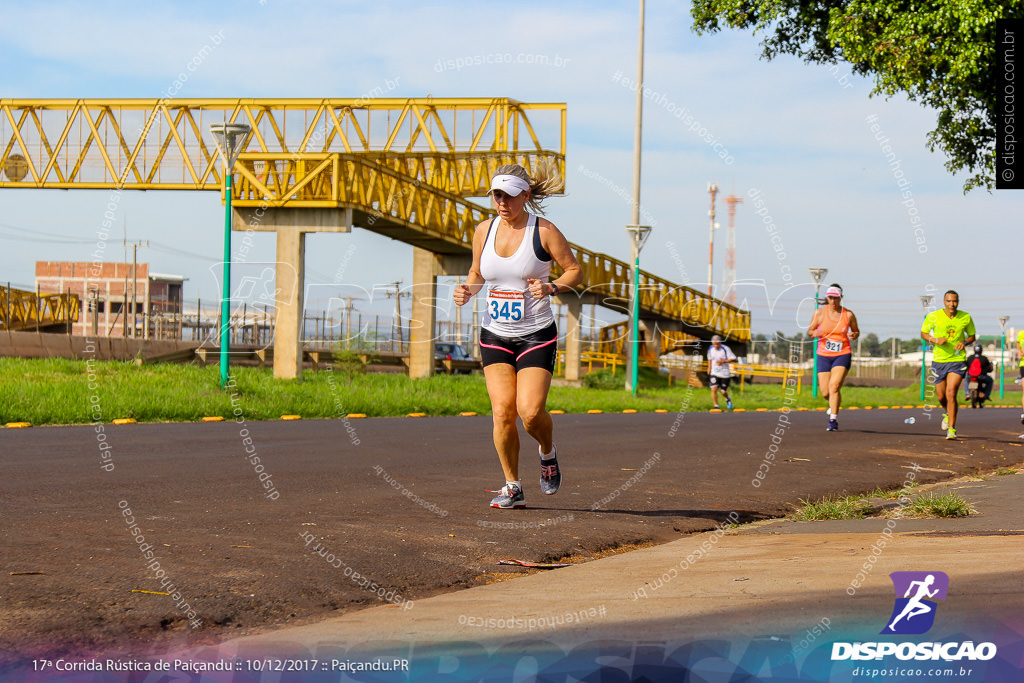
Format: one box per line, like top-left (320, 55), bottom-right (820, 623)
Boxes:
top-left (488, 174), bottom-right (530, 197)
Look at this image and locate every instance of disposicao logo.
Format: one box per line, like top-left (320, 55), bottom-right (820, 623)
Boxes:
top-left (881, 571), bottom-right (949, 635)
top-left (831, 571), bottom-right (998, 662)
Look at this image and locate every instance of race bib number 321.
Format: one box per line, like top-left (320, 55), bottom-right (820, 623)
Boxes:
top-left (823, 339), bottom-right (843, 353)
top-left (487, 289), bottom-right (525, 323)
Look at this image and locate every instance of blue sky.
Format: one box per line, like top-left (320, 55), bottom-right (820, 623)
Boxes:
top-left (1, 0), bottom-right (1020, 340)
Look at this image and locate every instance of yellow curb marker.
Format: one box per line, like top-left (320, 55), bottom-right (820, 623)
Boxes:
top-left (622, 409), bottom-right (638, 414)
top-left (407, 413), bottom-right (426, 417)
top-left (112, 418), bottom-right (137, 425)
top-left (654, 409), bottom-right (667, 413)
top-left (347, 413), bottom-right (367, 418)
top-left (460, 412), bottom-right (478, 416)
top-left (732, 408), bottom-right (746, 412)
top-left (709, 408), bottom-right (722, 413)
top-left (201, 416), bottom-right (225, 422)
top-left (5, 422), bottom-right (31, 428)
top-left (281, 415), bottom-right (302, 420)
top-left (550, 409), bottom-right (565, 414)
top-left (587, 409), bottom-right (603, 414)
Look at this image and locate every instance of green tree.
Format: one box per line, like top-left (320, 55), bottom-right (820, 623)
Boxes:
top-left (691, 0), bottom-right (1017, 192)
top-left (861, 332), bottom-right (882, 356)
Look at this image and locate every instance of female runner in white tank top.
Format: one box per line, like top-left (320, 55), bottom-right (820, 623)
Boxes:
top-left (453, 164), bottom-right (582, 509)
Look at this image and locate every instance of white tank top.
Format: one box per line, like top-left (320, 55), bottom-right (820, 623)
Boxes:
top-left (478, 214), bottom-right (554, 337)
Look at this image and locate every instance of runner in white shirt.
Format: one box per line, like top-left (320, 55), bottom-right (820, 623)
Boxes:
top-left (707, 335), bottom-right (737, 410)
top-left (453, 164), bottom-right (582, 509)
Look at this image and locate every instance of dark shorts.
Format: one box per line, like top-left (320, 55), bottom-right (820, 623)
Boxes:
top-left (709, 375), bottom-right (732, 389)
top-left (932, 361), bottom-right (967, 384)
top-left (479, 322), bottom-right (558, 373)
top-left (817, 353), bottom-right (852, 373)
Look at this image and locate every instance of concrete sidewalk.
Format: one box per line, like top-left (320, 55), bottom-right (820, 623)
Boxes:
top-left (197, 468), bottom-right (1024, 667)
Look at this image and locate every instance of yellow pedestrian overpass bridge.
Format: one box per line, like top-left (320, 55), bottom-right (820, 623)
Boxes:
top-left (0, 98), bottom-right (749, 379)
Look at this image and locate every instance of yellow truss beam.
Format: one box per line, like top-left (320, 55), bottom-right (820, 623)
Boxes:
top-left (0, 98), bottom-right (565, 194)
top-left (0, 288), bottom-right (80, 331)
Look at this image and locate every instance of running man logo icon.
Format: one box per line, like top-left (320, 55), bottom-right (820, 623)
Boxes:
top-left (880, 571), bottom-right (950, 635)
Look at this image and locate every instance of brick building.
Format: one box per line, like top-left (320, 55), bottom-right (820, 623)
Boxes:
top-left (35, 261), bottom-right (184, 338)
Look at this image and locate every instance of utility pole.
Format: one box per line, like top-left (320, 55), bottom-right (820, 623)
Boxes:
top-left (724, 194), bottom-right (743, 305)
top-left (335, 295), bottom-right (363, 346)
top-left (382, 281), bottom-right (410, 352)
top-left (706, 183), bottom-right (719, 297)
top-left (123, 238), bottom-right (149, 338)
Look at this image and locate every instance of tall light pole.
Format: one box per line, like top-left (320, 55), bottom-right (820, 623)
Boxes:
top-left (706, 183), bottom-right (719, 297)
top-left (626, 225), bottom-right (651, 396)
top-left (808, 268), bottom-right (828, 398)
top-left (625, 0), bottom-right (646, 394)
top-left (999, 315), bottom-right (1010, 399)
top-left (920, 294), bottom-right (934, 401)
top-left (210, 122), bottom-right (252, 388)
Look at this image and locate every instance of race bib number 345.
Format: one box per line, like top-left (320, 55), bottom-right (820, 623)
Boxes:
top-left (487, 289), bottom-right (525, 323)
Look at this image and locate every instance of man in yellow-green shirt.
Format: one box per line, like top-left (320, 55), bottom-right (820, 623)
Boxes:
top-left (920, 290), bottom-right (976, 439)
top-left (1018, 329), bottom-right (1024, 424)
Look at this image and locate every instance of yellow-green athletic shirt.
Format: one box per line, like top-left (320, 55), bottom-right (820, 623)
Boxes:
top-left (1018, 330), bottom-right (1024, 367)
top-left (922, 310), bottom-right (976, 363)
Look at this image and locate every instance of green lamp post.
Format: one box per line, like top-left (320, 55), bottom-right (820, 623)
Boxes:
top-left (919, 294), bottom-right (933, 401)
top-left (999, 315), bottom-right (1010, 399)
top-left (209, 121), bottom-right (252, 388)
top-left (808, 268), bottom-right (828, 398)
top-left (626, 225), bottom-right (651, 396)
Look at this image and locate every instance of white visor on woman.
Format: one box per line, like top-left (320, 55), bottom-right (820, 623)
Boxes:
top-left (489, 174), bottom-right (530, 197)
top-left (825, 285), bottom-right (843, 298)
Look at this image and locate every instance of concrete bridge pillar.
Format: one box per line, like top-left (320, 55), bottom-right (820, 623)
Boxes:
top-left (560, 292), bottom-right (583, 381)
top-left (409, 247), bottom-right (471, 379)
top-left (232, 206), bottom-right (352, 380)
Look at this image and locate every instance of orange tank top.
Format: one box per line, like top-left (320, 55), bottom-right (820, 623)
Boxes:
top-left (816, 307), bottom-right (852, 356)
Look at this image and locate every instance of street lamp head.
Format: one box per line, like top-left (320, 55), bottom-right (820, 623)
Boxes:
top-left (920, 294), bottom-right (934, 309)
top-left (999, 315), bottom-right (1010, 332)
top-left (625, 225), bottom-right (652, 253)
top-left (209, 122), bottom-right (252, 169)
top-left (807, 268), bottom-right (828, 286)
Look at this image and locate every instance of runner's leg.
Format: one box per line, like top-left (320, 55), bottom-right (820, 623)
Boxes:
top-left (516, 366), bottom-right (554, 454)
top-left (484, 363), bottom-right (520, 482)
top-left (828, 365), bottom-right (849, 415)
top-left (945, 373), bottom-right (964, 429)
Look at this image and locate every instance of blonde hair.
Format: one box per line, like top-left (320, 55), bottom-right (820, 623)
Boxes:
top-left (493, 162), bottom-right (562, 215)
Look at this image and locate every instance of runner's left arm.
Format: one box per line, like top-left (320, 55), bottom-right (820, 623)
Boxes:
top-left (539, 220), bottom-right (583, 294)
top-left (958, 316), bottom-right (977, 352)
top-left (847, 310), bottom-right (860, 340)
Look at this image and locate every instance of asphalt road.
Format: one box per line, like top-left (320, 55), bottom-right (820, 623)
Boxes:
top-left (2, 405), bottom-right (1021, 666)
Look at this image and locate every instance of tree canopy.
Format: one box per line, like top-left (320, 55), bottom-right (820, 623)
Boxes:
top-left (691, 0), bottom-right (1016, 192)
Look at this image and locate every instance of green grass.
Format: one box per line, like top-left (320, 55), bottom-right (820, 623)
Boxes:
top-left (792, 486), bottom-right (977, 521)
top-left (790, 495), bottom-right (871, 521)
top-left (893, 492), bottom-right (977, 518)
top-left (0, 356), bottom-right (1001, 426)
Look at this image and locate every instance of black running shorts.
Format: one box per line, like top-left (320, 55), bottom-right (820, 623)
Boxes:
top-left (479, 322), bottom-right (558, 373)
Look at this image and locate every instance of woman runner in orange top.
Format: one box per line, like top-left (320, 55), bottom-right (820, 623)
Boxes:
top-left (807, 284), bottom-right (860, 431)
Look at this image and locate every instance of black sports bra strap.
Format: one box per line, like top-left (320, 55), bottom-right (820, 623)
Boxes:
top-left (531, 214), bottom-right (552, 262)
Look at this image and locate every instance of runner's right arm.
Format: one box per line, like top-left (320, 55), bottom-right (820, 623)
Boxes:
top-left (454, 220), bottom-right (490, 305)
